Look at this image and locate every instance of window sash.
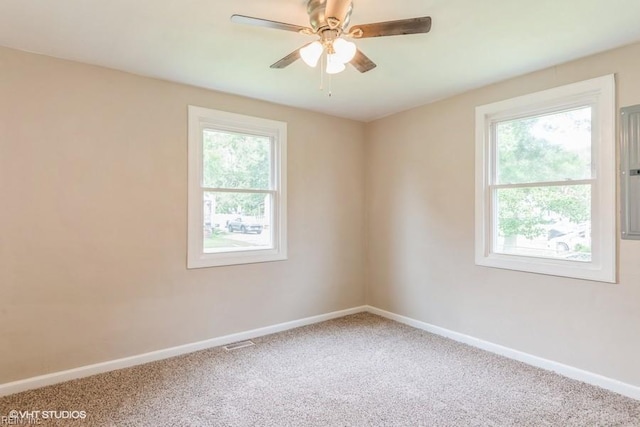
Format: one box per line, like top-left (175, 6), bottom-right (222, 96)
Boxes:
top-left (489, 104), bottom-right (596, 186)
top-left (201, 189), bottom-right (277, 253)
top-left (488, 181), bottom-right (594, 261)
top-left (489, 179), bottom-right (594, 190)
top-left (487, 104), bottom-right (597, 263)
top-left (200, 130), bottom-right (276, 192)
top-left (202, 187), bottom-right (275, 194)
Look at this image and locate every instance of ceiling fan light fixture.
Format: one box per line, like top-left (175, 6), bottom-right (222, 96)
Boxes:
top-left (232, 5), bottom-right (432, 82)
top-left (332, 37), bottom-right (356, 63)
top-left (326, 54), bottom-right (346, 74)
top-left (300, 41), bottom-right (324, 67)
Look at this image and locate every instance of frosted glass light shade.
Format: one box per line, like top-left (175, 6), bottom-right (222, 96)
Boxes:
top-left (333, 38), bottom-right (356, 63)
top-left (300, 41), bottom-right (323, 67)
top-left (326, 54), bottom-right (346, 74)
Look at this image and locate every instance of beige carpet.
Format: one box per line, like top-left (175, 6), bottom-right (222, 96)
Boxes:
top-left (1, 313), bottom-right (639, 426)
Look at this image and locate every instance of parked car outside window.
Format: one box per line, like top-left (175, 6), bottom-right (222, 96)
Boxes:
top-left (227, 217), bottom-right (263, 234)
top-left (547, 222), bottom-right (590, 257)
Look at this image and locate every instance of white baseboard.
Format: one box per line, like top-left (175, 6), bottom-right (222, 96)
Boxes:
top-left (3, 304), bottom-right (639, 401)
top-left (366, 305), bottom-right (640, 401)
top-left (0, 306), bottom-right (368, 397)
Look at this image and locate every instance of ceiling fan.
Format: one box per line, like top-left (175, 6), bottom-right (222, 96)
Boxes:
top-left (231, 0), bottom-right (432, 75)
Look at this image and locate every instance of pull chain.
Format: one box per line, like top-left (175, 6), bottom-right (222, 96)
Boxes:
top-left (318, 52), bottom-right (333, 98)
top-left (319, 52), bottom-right (325, 92)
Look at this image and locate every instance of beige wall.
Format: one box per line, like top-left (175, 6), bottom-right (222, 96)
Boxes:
top-left (4, 40), bottom-right (640, 388)
top-left (366, 42), bottom-right (640, 386)
top-left (0, 46), bottom-right (366, 383)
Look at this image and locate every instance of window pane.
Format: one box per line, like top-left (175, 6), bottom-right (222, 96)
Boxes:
top-left (203, 191), bottom-right (273, 253)
top-left (496, 107), bottom-right (592, 184)
top-left (202, 130), bottom-right (271, 190)
top-left (494, 185), bottom-right (591, 262)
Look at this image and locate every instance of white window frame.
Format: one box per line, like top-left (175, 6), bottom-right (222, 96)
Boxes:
top-left (475, 75), bottom-right (616, 283)
top-left (187, 106), bottom-right (287, 268)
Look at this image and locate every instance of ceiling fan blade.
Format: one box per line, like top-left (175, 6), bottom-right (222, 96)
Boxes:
top-left (350, 16), bottom-right (432, 38)
top-left (270, 44), bottom-right (311, 69)
top-left (350, 49), bottom-right (377, 73)
top-left (231, 14), bottom-right (312, 34)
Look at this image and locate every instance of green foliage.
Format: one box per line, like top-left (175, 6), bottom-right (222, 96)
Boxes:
top-left (497, 186), bottom-right (590, 239)
top-left (497, 117), bottom-right (589, 184)
top-left (495, 111), bottom-right (591, 239)
top-left (574, 243), bottom-right (591, 253)
top-left (212, 192), bottom-right (267, 217)
top-left (203, 130), bottom-right (270, 215)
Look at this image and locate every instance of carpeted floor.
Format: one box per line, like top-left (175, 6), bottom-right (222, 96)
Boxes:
top-left (1, 313), bottom-right (639, 426)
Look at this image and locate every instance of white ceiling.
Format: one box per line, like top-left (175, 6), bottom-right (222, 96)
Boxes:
top-left (1, 0), bottom-right (640, 122)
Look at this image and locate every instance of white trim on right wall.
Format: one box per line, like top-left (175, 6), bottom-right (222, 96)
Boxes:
top-left (367, 306), bottom-right (640, 401)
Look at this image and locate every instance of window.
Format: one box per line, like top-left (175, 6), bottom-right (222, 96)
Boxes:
top-left (187, 106), bottom-right (287, 268)
top-left (475, 75), bottom-right (616, 282)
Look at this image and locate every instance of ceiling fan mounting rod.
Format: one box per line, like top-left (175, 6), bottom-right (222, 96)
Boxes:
top-left (307, 0), bottom-right (353, 33)
top-left (320, 29), bottom-right (340, 45)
